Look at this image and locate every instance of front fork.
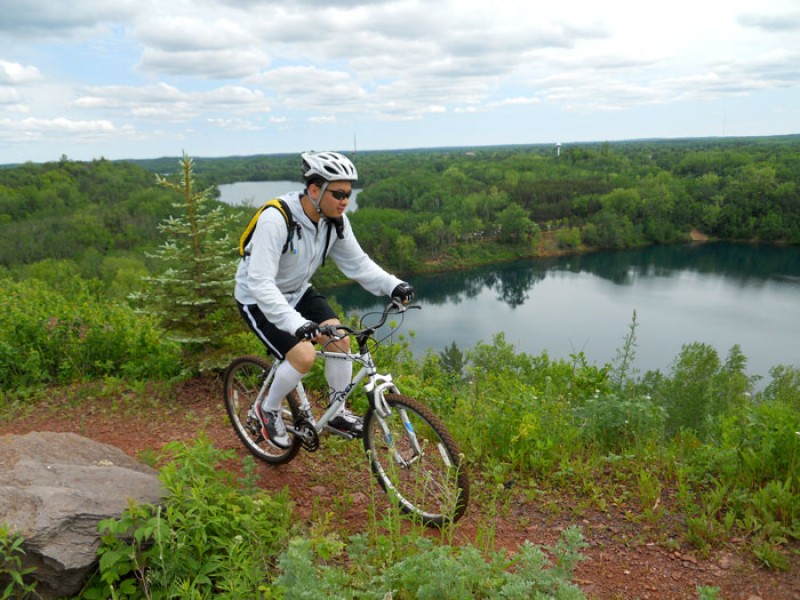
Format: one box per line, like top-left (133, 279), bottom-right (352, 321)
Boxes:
top-left (364, 372), bottom-right (397, 418)
top-left (365, 374), bottom-right (423, 466)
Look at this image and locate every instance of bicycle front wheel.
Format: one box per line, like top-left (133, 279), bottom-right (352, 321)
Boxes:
top-left (363, 393), bottom-right (469, 526)
top-left (223, 355), bottom-right (302, 465)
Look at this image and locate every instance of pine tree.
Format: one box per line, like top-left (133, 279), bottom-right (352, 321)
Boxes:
top-left (132, 152), bottom-right (239, 368)
top-left (439, 340), bottom-right (465, 379)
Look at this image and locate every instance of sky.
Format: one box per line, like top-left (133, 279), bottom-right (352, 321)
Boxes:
top-left (1, 0), bottom-right (799, 165)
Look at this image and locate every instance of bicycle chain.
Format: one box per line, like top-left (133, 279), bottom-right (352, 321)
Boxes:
top-left (293, 418), bottom-right (320, 452)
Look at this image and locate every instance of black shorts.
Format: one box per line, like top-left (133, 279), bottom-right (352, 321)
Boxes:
top-left (237, 287), bottom-right (338, 360)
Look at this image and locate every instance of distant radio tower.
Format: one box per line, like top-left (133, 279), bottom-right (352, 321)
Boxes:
top-left (353, 133), bottom-right (357, 156)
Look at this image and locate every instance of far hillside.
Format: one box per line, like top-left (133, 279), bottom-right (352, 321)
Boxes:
top-left (1, 136), bottom-right (799, 291)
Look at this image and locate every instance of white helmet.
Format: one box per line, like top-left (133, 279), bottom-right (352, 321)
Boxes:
top-left (301, 151), bottom-right (358, 182)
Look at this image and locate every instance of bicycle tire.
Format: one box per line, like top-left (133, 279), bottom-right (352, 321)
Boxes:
top-left (223, 355), bottom-right (302, 464)
top-left (363, 393), bottom-right (469, 526)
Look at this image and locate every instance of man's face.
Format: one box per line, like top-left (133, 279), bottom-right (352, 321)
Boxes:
top-left (318, 181), bottom-right (352, 218)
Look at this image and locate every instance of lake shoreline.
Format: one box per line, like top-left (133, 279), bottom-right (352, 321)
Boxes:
top-left (325, 241), bottom-right (800, 383)
top-left (319, 229), bottom-right (795, 290)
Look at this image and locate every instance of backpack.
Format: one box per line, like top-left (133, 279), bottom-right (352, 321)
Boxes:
top-left (238, 197), bottom-right (345, 265)
top-left (239, 198), bottom-right (299, 257)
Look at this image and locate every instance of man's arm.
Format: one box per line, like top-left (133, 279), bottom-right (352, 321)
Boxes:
top-left (245, 210), bottom-right (308, 334)
top-left (328, 217), bottom-right (403, 296)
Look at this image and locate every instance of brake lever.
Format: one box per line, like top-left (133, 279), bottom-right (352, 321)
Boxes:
top-left (319, 324), bottom-right (344, 339)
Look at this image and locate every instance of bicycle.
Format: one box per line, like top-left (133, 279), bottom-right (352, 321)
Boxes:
top-left (223, 300), bottom-right (469, 526)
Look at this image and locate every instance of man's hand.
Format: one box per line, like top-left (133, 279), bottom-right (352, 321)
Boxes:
top-left (391, 282), bottom-right (416, 304)
top-left (295, 321), bottom-right (321, 340)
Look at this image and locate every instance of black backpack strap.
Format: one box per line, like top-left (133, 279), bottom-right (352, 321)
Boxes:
top-left (320, 217), bottom-right (344, 267)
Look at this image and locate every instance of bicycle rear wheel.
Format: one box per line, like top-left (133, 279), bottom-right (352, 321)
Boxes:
top-left (223, 355), bottom-right (302, 464)
top-left (363, 393), bottom-right (469, 526)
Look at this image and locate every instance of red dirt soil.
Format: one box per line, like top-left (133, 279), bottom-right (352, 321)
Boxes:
top-left (3, 376), bottom-right (798, 600)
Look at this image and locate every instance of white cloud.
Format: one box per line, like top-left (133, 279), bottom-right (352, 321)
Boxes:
top-left (138, 48), bottom-right (270, 79)
top-left (0, 0), bottom-right (139, 39)
top-left (206, 117), bottom-right (264, 131)
top-left (0, 61), bottom-right (43, 84)
top-left (499, 97), bottom-right (542, 107)
top-left (0, 88), bottom-right (22, 104)
top-left (739, 11), bottom-right (800, 32)
top-left (0, 116), bottom-right (124, 142)
top-left (74, 82), bottom-right (271, 121)
top-left (0, 0), bottom-right (798, 162)
top-left (133, 14), bottom-right (270, 78)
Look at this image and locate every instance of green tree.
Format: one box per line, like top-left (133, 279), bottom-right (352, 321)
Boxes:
top-left (132, 153), bottom-right (239, 368)
top-left (438, 341), bottom-right (465, 379)
top-left (653, 342), bottom-right (752, 439)
top-left (415, 216), bottom-right (446, 258)
top-left (497, 202), bottom-right (534, 244)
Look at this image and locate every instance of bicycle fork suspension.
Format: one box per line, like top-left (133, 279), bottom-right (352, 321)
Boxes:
top-left (376, 408), bottom-right (424, 467)
top-left (366, 375), bottom-right (424, 467)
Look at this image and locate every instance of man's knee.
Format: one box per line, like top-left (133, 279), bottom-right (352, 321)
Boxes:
top-left (286, 342), bottom-right (316, 373)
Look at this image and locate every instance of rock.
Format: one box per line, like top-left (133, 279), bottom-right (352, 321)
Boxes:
top-left (310, 485), bottom-right (328, 496)
top-left (351, 492), bottom-right (369, 505)
top-left (0, 432), bottom-right (165, 598)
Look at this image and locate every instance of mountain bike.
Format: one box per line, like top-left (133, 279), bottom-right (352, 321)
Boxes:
top-left (223, 300), bottom-right (469, 526)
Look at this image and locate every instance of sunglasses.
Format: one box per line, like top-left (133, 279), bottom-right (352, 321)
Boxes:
top-left (328, 188), bottom-right (352, 201)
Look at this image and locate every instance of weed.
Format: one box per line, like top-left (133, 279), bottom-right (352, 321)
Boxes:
top-left (752, 541), bottom-right (791, 571)
top-left (0, 525), bottom-right (38, 599)
top-left (83, 437), bottom-right (293, 598)
top-left (697, 586), bottom-right (722, 600)
top-left (637, 468), bottom-right (663, 523)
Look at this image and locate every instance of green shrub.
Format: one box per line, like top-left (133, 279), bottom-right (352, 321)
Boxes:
top-left (0, 524), bottom-right (38, 598)
top-left (0, 277), bottom-right (182, 389)
top-left (274, 525), bottom-right (588, 599)
top-left (760, 365), bottom-right (800, 410)
top-left (447, 335), bottom-right (608, 473)
top-left (651, 343), bottom-right (752, 439)
top-left (574, 392), bottom-right (665, 453)
top-left (554, 227), bottom-right (581, 250)
top-left (83, 437), bottom-right (292, 599)
top-left (379, 526), bottom-right (586, 599)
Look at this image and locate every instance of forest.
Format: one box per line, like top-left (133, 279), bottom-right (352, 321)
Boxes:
top-left (1, 137), bottom-right (799, 597)
top-left (2, 135), bottom-right (799, 287)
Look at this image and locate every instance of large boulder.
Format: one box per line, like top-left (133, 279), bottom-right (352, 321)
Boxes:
top-left (0, 431), bottom-right (165, 598)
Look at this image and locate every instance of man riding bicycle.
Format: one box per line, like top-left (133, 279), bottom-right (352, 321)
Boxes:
top-left (234, 151), bottom-right (415, 449)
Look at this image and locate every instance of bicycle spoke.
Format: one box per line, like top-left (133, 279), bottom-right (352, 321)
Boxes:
top-left (223, 356), bottom-right (301, 465)
top-left (364, 394), bottom-right (469, 526)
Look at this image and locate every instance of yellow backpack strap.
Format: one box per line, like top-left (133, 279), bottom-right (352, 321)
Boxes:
top-left (238, 198), bottom-right (294, 257)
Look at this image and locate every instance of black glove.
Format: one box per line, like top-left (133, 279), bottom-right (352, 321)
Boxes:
top-left (295, 321), bottom-right (321, 340)
top-left (391, 282), bottom-right (415, 304)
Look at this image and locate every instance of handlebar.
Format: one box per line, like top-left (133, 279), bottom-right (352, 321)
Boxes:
top-left (319, 300), bottom-right (421, 347)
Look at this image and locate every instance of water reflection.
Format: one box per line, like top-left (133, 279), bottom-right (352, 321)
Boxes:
top-left (406, 262), bottom-right (547, 309)
top-left (328, 242), bottom-right (800, 379)
top-left (560, 243), bottom-right (800, 288)
top-left (336, 242), bottom-right (800, 312)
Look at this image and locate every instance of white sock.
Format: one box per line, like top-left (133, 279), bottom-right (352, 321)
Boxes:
top-left (262, 362), bottom-right (305, 412)
top-left (326, 357), bottom-right (352, 411)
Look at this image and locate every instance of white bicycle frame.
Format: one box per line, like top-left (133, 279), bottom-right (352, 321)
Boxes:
top-left (253, 342), bottom-right (399, 439)
top-left (249, 301), bottom-right (426, 463)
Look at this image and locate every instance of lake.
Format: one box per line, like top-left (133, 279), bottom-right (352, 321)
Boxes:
top-left (328, 242), bottom-right (800, 383)
top-left (218, 180), bottom-right (360, 212)
top-left (218, 180), bottom-right (800, 382)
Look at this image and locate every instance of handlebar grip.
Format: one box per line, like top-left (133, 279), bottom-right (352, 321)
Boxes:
top-left (318, 324), bottom-right (342, 338)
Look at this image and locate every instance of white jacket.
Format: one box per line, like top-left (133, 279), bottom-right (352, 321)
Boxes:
top-left (234, 191), bottom-right (402, 334)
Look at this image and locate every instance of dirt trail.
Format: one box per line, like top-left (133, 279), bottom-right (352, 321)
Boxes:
top-left (3, 377), bottom-right (798, 599)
